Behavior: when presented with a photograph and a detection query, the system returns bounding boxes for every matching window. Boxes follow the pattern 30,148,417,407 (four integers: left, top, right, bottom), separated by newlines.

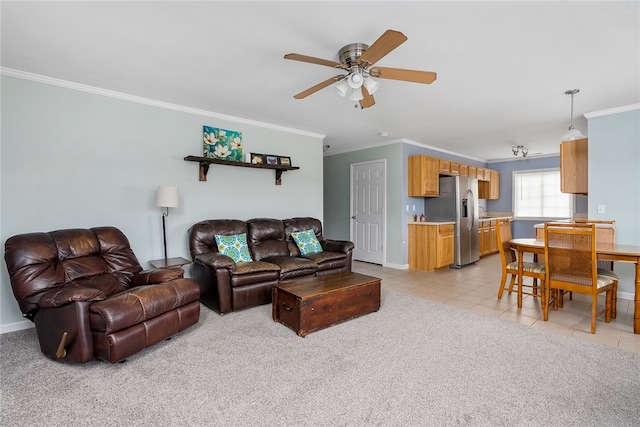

513,168,573,219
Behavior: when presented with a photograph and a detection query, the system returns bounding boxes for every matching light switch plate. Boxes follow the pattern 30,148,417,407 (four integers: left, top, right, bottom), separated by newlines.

597,204,606,214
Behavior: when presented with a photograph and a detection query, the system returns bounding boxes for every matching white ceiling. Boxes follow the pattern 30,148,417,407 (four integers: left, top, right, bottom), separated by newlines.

2,1,639,162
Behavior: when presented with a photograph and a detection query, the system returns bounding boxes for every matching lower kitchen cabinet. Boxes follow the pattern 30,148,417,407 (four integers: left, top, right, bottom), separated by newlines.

479,220,497,256
409,223,455,272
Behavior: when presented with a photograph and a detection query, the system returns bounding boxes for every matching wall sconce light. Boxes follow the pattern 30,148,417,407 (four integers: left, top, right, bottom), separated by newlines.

511,145,529,157
155,185,179,260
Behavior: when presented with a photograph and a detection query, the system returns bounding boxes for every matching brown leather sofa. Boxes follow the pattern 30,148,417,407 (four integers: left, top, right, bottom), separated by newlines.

189,217,354,314
4,226,201,364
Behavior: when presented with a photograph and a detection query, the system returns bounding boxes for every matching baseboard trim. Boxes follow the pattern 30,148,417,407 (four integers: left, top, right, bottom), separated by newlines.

382,262,408,270
618,291,633,301
0,319,34,335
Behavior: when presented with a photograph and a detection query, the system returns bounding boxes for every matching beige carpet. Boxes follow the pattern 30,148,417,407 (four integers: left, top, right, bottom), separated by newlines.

1,290,639,426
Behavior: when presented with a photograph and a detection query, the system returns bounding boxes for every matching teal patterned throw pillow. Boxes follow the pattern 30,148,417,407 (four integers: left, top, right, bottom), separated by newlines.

291,229,323,255
214,233,253,263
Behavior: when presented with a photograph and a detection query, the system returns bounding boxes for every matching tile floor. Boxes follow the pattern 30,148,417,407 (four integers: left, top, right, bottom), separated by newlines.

352,254,640,354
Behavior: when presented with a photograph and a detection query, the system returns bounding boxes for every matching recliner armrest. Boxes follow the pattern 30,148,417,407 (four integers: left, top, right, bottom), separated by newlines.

194,252,236,270
321,239,355,253
39,286,106,308
133,268,184,286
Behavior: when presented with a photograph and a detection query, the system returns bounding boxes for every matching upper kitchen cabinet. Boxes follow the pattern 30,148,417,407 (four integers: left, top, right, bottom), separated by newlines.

409,155,439,196
560,138,588,194
478,169,500,200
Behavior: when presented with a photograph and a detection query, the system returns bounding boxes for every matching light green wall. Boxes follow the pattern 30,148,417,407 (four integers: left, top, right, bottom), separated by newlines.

323,144,404,266
0,75,325,331
587,107,640,295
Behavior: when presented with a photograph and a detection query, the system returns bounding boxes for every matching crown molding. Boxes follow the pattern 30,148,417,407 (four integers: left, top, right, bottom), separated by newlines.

401,138,487,163
584,103,640,119
1,67,326,140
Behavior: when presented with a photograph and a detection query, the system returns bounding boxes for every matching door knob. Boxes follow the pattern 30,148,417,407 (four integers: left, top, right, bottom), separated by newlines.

351,216,356,219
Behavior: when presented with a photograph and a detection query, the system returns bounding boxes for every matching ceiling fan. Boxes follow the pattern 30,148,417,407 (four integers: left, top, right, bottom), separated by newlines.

284,29,437,109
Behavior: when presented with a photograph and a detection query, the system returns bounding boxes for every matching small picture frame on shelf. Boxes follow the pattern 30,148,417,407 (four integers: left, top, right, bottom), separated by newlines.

278,156,291,167
265,155,278,165
250,153,265,165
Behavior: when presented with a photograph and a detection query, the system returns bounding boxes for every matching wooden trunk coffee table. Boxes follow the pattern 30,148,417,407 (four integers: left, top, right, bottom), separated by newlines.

272,272,381,337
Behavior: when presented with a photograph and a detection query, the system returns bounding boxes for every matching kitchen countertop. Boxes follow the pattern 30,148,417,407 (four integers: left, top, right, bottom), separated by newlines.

533,221,614,228
408,221,455,226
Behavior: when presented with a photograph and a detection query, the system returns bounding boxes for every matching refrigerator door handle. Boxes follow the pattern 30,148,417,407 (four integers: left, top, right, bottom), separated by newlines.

466,189,475,231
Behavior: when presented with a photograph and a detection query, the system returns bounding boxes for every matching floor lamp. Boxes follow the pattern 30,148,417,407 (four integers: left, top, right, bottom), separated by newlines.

156,185,179,260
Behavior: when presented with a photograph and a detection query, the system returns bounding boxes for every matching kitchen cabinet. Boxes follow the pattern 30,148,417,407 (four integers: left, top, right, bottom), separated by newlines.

479,169,500,200
479,220,497,256
439,159,450,175
410,155,498,198
560,138,588,194
439,159,460,176
408,223,455,272
409,155,439,196
436,224,455,268
489,170,500,199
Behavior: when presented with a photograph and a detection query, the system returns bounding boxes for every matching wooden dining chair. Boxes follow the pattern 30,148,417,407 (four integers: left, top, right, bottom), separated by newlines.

543,223,617,333
572,219,618,317
496,218,546,307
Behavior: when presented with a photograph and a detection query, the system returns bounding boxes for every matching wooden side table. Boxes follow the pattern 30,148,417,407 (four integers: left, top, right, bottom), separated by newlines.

149,256,192,270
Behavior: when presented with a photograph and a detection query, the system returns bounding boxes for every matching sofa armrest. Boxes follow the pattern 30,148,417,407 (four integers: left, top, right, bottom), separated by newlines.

39,285,106,308
321,239,355,253
133,268,185,286
194,252,236,270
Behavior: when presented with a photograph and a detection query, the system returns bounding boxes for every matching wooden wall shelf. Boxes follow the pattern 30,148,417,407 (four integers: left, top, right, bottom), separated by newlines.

184,155,300,185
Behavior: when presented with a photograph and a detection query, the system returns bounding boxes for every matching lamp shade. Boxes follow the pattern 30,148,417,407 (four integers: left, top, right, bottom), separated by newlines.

335,79,349,97
347,72,364,89
561,127,586,141
363,76,380,95
349,87,364,101
156,185,179,208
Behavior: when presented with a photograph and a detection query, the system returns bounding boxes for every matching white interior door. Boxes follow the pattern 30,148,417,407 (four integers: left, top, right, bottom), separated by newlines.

351,160,385,265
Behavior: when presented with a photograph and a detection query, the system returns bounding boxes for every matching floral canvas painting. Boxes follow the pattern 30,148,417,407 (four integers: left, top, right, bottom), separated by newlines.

203,126,243,161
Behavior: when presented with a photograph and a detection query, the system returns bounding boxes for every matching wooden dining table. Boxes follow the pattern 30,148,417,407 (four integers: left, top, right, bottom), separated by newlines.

509,238,640,334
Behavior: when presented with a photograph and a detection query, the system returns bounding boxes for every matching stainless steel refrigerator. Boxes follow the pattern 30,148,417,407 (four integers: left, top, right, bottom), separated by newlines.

424,176,480,268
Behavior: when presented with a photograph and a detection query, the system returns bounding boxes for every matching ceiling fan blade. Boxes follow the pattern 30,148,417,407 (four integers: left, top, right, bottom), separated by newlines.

284,53,343,69
358,29,407,67
370,67,437,84
359,87,375,109
293,74,344,99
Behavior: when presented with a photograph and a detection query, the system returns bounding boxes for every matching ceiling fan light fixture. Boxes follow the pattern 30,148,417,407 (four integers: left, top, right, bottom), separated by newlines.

363,76,380,95
349,87,364,101
347,72,364,89
335,79,349,97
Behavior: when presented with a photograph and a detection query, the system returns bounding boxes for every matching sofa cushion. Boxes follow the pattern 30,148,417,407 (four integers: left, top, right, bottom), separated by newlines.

232,260,280,276
291,229,324,255
263,256,317,280
89,280,200,334
189,219,248,259
247,218,289,260
214,233,253,263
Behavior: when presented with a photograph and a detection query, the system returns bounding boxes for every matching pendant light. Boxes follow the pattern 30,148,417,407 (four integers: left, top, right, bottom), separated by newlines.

562,89,586,141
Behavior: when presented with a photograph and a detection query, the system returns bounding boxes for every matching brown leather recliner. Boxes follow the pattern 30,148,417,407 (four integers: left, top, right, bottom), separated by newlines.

4,226,201,364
